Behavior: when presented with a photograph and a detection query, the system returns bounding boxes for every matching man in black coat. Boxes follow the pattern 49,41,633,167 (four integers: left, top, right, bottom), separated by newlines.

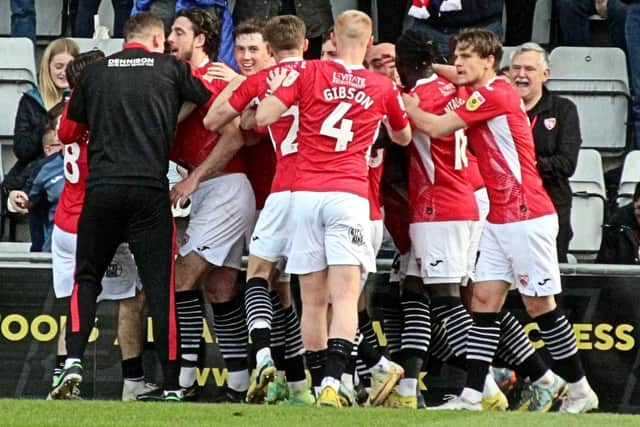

597,182,640,264
509,42,582,263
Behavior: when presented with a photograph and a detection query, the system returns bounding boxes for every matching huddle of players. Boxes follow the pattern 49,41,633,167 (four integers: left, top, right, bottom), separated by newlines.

48,7,598,412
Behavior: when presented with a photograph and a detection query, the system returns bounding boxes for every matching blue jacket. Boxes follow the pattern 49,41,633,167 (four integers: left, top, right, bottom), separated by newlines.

131,0,236,69
26,152,64,252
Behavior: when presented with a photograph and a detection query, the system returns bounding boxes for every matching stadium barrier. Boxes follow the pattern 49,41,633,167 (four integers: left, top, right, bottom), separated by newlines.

0,252,638,413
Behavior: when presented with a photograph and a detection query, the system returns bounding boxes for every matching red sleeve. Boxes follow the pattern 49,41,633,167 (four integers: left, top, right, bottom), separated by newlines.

58,100,88,144
383,83,409,131
203,78,227,109
454,86,506,127
229,73,265,112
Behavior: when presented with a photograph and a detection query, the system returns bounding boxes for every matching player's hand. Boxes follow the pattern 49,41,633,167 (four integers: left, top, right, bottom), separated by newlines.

205,62,239,82
8,190,29,214
169,174,199,207
266,67,290,93
401,93,420,114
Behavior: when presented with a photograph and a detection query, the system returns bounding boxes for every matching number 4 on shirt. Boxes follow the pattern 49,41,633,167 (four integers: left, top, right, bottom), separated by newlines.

321,102,354,151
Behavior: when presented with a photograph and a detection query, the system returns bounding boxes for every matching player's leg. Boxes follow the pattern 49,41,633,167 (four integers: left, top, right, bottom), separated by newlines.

127,187,180,400
205,266,250,402
514,215,597,413
53,186,125,400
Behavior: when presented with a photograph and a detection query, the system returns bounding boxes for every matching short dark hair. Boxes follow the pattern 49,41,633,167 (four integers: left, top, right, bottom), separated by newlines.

451,28,503,71
322,26,334,43
66,50,105,89
233,18,266,40
264,15,306,53
176,8,221,58
48,100,67,125
396,30,437,70
124,12,165,41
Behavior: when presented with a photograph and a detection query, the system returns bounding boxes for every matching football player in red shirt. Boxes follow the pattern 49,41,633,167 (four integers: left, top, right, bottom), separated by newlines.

166,9,255,402
203,15,313,405
403,28,597,413
256,10,411,407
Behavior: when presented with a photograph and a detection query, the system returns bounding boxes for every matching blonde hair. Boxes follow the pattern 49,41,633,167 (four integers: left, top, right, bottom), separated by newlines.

334,10,372,46
39,38,80,110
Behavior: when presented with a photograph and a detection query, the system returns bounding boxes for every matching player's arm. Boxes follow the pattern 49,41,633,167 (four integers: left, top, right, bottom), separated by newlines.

386,121,412,146
169,118,245,205
177,102,197,123
402,93,466,138
203,75,247,129
433,63,459,85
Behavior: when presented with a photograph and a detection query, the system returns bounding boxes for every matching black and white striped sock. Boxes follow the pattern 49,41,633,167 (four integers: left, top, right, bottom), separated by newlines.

535,308,584,382
176,289,203,388
466,312,500,392
400,290,431,355
431,300,473,358
495,310,535,367
283,304,306,383
270,292,287,370
212,297,249,363
245,278,272,356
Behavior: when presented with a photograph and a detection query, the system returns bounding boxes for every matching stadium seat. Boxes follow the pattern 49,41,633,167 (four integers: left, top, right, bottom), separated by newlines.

547,47,629,153
0,38,37,149
499,46,518,70
569,149,607,256
531,0,552,45
616,150,640,207
71,37,124,56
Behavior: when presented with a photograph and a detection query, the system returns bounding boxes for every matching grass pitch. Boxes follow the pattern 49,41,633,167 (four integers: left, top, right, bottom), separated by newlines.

1,400,639,427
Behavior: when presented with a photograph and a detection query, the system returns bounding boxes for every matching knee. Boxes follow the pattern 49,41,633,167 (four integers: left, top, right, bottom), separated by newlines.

523,296,557,319
205,280,237,303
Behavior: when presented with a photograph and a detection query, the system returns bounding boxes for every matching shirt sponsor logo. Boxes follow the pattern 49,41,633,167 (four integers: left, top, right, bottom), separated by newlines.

331,72,366,89
108,58,155,67
544,117,556,130
465,91,485,111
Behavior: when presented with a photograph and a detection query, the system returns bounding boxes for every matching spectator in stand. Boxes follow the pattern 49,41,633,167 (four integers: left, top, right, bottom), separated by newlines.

624,0,640,149
555,0,628,50
597,182,640,264
357,0,409,43
2,38,78,249
75,0,133,37
509,42,582,263
232,0,333,58
8,105,65,252
407,0,504,63
10,0,36,44
504,0,537,46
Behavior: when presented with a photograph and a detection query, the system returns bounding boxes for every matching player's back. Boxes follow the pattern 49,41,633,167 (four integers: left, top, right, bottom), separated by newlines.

286,59,406,199
54,132,90,234
409,75,477,222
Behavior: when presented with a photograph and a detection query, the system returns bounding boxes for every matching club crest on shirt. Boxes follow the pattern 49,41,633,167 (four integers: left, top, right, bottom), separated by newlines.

349,224,365,246
466,91,485,111
544,117,556,130
281,69,300,87
105,262,123,278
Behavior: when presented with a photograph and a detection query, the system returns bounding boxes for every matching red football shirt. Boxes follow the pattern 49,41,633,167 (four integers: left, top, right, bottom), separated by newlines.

454,77,555,223
170,61,245,173
272,59,409,199
408,75,478,223
229,58,304,193
368,147,385,221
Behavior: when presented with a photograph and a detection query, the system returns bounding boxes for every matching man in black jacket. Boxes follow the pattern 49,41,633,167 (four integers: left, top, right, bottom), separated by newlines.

50,12,212,402
597,182,640,264
509,42,582,263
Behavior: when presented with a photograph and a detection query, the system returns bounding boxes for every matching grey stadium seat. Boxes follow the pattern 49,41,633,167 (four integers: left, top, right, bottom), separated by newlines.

569,149,607,257
547,47,629,153
617,150,640,207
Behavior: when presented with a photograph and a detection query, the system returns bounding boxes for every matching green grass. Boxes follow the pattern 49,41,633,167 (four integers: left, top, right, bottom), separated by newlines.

1,400,639,427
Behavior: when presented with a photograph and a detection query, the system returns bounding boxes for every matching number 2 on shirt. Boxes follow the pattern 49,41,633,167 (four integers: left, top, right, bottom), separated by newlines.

320,102,354,151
